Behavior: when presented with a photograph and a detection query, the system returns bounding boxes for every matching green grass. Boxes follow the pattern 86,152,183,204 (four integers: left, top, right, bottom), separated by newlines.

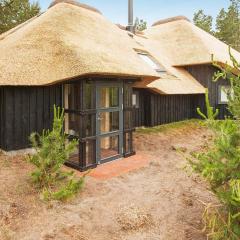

136,119,202,134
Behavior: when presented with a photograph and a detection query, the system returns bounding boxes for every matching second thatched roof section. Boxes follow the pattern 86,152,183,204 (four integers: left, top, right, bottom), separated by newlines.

147,17,240,67
0,2,158,86
133,34,206,94
132,16,240,95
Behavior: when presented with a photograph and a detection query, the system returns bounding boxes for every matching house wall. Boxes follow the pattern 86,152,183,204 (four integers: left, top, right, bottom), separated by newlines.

132,65,231,128
185,64,230,119
0,86,62,151
148,94,203,127
132,89,149,127
133,89,205,127
0,87,4,148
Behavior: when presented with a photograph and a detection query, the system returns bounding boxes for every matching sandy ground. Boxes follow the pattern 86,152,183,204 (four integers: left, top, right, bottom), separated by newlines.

0,122,217,240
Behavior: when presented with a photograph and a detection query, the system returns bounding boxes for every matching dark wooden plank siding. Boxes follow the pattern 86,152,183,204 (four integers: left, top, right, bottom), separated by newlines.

0,88,4,148
0,85,62,151
133,89,148,127
133,65,230,128
148,94,197,127
133,88,205,127
185,64,230,119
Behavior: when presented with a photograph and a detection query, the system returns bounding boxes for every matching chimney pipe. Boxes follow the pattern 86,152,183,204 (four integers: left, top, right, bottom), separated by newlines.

127,0,134,33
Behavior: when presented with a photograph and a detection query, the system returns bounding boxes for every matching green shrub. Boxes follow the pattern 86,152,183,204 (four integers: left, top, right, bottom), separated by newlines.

197,89,219,122
190,119,240,189
28,105,85,201
202,203,240,240
190,49,240,239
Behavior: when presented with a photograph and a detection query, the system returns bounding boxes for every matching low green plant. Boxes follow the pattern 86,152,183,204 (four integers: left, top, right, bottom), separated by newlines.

190,119,240,189
213,50,240,120
197,89,219,121
136,119,201,134
202,203,240,240
28,105,85,201
189,49,240,239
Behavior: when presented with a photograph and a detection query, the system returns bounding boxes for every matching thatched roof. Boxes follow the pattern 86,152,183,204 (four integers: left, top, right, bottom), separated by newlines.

49,0,102,14
133,35,206,94
132,16,240,94
152,16,190,27
145,17,240,67
0,1,158,86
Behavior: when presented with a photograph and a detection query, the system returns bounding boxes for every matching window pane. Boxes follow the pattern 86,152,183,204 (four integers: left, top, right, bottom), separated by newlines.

65,113,81,136
86,140,96,166
220,86,230,103
100,135,119,160
100,87,119,108
124,111,132,130
100,111,119,133
84,83,95,109
132,94,137,106
132,91,139,108
138,53,159,70
64,83,81,110
84,114,96,137
124,85,132,107
67,140,79,165
137,53,166,72
124,132,133,154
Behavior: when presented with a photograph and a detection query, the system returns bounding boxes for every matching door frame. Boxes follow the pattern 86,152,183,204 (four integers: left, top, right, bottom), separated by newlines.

95,81,124,164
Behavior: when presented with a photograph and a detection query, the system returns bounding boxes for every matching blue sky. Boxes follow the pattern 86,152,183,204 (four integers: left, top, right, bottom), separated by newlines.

35,0,230,26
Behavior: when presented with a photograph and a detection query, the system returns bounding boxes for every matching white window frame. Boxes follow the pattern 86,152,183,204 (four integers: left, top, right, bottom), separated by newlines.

218,85,232,104
132,91,139,108
137,52,166,73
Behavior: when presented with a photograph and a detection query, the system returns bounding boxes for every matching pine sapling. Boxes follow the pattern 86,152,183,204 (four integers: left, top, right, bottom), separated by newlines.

28,105,85,201
197,89,219,121
189,49,240,239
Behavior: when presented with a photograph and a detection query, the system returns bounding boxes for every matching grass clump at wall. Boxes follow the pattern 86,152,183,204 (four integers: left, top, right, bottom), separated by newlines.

136,119,202,134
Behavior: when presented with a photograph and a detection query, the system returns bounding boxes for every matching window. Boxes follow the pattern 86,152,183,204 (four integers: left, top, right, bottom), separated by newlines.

132,91,139,108
100,87,119,108
64,83,81,110
65,113,81,136
137,53,166,73
219,85,232,104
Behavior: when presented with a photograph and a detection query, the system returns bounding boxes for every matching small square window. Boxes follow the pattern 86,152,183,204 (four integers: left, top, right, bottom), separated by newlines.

219,85,231,104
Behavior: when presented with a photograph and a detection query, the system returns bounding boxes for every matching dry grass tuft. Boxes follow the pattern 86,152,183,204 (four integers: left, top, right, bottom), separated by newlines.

0,226,14,240
116,204,154,231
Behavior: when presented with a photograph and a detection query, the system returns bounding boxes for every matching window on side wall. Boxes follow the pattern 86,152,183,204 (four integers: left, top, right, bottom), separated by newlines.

132,91,139,108
218,85,232,104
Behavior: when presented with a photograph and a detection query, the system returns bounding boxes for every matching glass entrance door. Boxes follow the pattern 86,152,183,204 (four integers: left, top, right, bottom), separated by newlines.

96,83,123,164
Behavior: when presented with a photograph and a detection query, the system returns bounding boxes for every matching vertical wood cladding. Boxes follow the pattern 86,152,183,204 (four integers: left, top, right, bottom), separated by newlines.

185,64,230,119
148,94,196,126
133,89,204,127
133,89,149,127
0,88,4,148
0,86,62,151
133,65,231,128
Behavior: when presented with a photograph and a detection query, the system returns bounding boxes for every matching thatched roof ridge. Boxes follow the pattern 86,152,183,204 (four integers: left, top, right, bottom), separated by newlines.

49,0,102,14
116,23,126,30
0,2,158,86
0,14,42,41
146,18,240,67
152,16,190,27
